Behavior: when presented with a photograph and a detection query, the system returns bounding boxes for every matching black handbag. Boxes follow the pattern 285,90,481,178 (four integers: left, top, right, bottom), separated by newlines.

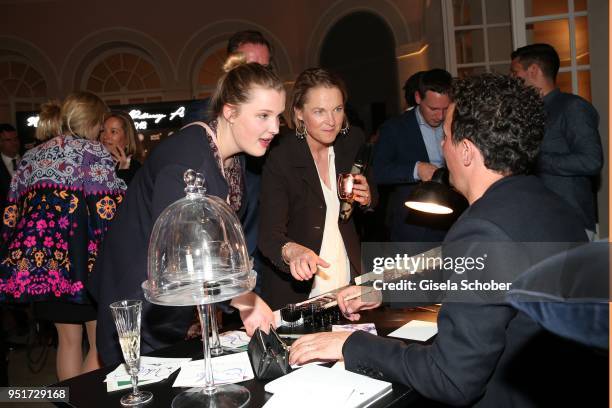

247,326,292,380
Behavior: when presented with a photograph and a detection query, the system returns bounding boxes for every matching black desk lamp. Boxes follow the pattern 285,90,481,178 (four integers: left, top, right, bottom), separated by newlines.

404,167,460,214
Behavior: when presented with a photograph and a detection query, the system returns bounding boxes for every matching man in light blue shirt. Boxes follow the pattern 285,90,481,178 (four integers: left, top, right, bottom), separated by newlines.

412,102,446,180
373,69,452,243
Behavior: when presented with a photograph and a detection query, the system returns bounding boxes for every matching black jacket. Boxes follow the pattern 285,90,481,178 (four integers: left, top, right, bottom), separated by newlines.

537,88,603,231
115,158,142,186
258,128,375,310
342,176,605,407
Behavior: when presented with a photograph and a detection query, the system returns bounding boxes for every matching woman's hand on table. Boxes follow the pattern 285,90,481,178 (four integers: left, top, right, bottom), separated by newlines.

337,285,382,321
351,174,371,207
282,242,330,281
230,292,275,336
289,332,351,365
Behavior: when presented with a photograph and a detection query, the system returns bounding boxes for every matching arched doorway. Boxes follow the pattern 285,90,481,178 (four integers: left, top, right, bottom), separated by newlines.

320,11,398,135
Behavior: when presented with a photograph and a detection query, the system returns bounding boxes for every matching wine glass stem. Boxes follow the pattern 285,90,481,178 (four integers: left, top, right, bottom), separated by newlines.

197,304,216,394
130,365,139,395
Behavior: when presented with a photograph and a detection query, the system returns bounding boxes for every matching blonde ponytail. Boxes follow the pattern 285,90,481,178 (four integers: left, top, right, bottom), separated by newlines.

36,99,62,141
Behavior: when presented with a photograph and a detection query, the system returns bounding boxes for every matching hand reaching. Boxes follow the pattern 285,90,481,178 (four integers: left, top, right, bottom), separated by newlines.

230,292,276,336
337,285,382,321
282,242,330,281
416,162,438,182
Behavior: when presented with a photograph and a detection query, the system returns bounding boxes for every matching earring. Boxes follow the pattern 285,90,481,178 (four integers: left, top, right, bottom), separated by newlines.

339,119,350,136
296,121,307,140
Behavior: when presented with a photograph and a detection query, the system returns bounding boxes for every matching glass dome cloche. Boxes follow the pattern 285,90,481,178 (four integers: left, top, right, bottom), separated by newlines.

142,169,256,306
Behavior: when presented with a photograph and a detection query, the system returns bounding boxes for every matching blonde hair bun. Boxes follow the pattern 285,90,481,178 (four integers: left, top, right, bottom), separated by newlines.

222,53,248,72
36,99,62,141
209,53,283,119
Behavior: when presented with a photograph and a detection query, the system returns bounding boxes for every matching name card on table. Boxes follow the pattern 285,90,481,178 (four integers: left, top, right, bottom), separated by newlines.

387,320,438,342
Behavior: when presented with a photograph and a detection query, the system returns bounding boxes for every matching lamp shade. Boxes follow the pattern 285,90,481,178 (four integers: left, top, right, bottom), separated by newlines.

405,167,461,214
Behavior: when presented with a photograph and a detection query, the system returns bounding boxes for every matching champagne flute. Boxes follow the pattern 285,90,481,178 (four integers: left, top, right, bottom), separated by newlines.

110,300,153,406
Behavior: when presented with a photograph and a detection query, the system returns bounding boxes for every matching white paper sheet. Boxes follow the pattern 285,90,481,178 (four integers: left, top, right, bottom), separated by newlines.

263,384,355,408
291,360,325,369
105,356,191,392
387,320,438,342
217,330,250,349
172,352,254,388
265,364,391,408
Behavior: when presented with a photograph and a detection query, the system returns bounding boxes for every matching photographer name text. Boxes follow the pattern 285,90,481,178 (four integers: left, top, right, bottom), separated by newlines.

373,279,512,291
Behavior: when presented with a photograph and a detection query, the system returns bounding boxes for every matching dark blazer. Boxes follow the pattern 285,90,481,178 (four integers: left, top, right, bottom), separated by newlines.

89,124,247,366
343,176,605,407
537,88,603,231
258,128,375,310
373,109,449,243
115,157,142,186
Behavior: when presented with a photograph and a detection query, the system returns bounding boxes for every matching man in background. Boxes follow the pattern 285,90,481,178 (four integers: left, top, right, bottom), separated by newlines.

185,30,271,122
511,43,603,239
372,69,452,243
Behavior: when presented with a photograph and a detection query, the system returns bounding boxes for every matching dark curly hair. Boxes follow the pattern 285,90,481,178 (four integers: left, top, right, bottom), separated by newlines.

450,73,545,176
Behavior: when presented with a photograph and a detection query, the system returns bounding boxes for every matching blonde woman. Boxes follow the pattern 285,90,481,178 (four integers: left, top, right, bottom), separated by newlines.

0,92,126,380
99,110,141,184
90,55,284,366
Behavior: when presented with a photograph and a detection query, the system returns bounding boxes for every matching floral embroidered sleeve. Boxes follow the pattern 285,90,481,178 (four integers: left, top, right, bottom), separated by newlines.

79,141,127,273
1,151,31,246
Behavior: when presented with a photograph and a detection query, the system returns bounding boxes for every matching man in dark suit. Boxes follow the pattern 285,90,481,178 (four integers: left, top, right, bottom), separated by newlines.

373,69,452,243
290,74,605,407
511,43,603,239
0,124,21,213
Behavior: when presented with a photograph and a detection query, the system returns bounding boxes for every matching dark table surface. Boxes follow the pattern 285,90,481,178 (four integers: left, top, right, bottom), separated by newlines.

52,306,442,408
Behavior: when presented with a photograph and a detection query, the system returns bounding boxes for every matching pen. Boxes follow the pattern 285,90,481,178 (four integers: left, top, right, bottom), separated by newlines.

323,287,376,309
415,306,438,313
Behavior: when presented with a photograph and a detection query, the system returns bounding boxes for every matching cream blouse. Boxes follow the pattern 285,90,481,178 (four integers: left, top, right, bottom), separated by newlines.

309,146,351,298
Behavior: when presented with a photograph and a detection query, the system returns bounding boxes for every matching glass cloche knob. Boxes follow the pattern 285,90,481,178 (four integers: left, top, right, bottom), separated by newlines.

142,170,256,306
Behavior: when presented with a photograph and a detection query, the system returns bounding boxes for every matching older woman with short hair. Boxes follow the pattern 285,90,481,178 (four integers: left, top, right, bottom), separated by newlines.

258,67,376,310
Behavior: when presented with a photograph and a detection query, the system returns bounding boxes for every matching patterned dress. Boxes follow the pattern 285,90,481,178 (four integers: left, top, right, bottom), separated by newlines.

0,135,126,308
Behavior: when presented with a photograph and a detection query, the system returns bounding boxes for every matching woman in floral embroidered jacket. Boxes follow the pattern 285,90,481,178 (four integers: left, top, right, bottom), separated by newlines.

0,93,126,380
